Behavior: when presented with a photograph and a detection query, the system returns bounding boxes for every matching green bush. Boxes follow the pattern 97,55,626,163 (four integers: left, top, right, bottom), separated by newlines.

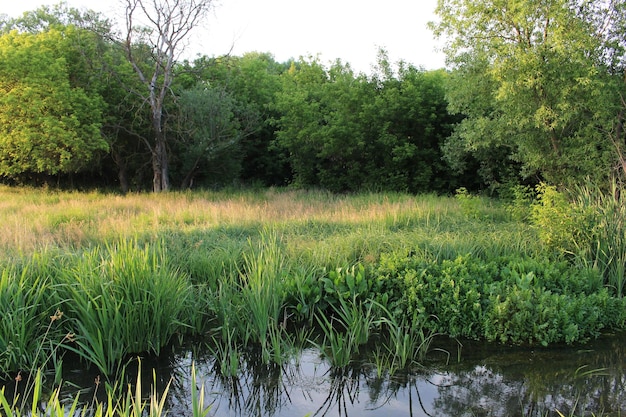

370,251,625,345
484,286,626,346
530,183,597,257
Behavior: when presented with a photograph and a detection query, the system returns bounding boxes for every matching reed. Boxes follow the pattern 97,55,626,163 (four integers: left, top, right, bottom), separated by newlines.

0,265,50,378
190,362,211,417
54,240,192,376
313,313,357,368
207,328,241,377
0,360,213,417
237,231,289,363
572,180,626,297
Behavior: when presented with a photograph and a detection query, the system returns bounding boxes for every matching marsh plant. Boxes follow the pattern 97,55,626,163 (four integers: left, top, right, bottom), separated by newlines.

0,264,52,378
0,361,211,417
313,296,381,368
573,180,626,297
2,186,626,394
237,231,290,363
531,180,626,297
54,240,192,376
380,314,435,373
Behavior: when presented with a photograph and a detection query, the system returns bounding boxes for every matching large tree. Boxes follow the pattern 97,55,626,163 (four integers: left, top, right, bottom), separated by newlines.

432,0,626,187
0,28,107,180
122,0,214,192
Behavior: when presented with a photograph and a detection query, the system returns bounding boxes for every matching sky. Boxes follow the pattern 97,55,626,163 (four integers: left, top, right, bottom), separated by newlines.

1,0,446,74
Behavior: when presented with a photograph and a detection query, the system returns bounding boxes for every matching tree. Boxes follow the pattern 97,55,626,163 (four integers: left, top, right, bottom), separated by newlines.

0,29,107,180
175,84,259,188
432,0,626,187
273,54,457,193
122,0,214,192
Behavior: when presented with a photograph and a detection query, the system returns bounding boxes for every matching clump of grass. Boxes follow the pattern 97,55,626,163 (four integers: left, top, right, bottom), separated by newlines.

0,252,67,379
238,231,288,363
54,239,193,376
207,328,241,378
379,314,436,373
312,296,379,368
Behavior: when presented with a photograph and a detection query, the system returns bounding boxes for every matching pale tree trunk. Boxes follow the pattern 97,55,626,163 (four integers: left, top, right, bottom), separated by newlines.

123,0,213,192
152,114,170,192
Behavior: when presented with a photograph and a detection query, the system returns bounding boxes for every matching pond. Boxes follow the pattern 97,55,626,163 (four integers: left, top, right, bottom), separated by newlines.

38,332,626,417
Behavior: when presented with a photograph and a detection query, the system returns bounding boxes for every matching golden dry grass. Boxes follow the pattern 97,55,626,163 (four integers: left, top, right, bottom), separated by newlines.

0,186,460,256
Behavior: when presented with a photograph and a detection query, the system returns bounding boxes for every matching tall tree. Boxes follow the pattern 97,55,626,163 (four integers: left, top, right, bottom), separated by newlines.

122,0,214,192
175,83,260,188
0,28,107,180
432,0,626,187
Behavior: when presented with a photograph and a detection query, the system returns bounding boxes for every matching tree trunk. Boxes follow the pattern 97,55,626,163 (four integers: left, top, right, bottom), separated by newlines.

151,108,170,191
111,149,129,193
152,138,170,192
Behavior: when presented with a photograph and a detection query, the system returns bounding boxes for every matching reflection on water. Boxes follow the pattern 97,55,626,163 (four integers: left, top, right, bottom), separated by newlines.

7,333,626,416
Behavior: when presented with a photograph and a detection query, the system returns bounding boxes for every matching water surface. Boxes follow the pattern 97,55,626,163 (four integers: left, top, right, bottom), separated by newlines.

6,333,625,416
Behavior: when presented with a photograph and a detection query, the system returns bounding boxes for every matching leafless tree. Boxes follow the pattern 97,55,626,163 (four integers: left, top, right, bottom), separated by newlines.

122,0,213,191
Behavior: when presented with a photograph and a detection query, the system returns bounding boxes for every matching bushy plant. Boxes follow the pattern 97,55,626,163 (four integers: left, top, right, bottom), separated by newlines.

370,251,625,345
530,183,597,257
484,286,626,346
504,184,535,221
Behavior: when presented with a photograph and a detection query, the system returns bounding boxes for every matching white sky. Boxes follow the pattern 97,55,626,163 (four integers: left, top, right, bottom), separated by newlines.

1,0,446,74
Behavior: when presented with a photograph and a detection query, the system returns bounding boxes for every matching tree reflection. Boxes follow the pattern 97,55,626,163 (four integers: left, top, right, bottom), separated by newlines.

44,333,626,417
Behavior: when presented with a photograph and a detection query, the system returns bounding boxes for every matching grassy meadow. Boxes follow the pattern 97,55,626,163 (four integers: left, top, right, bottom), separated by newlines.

1,184,625,415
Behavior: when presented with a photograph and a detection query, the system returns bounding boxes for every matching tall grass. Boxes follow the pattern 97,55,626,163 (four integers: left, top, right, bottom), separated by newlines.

0,185,545,379
0,253,64,378
238,231,288,358
54,240,192,376
572,181,626,297
0,186,537,260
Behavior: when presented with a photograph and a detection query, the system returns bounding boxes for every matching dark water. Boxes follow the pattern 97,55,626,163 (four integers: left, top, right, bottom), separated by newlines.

7,333,626,416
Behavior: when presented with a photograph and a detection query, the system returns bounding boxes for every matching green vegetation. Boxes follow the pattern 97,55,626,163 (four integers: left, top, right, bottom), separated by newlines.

0,361,211,417
0,1,625,414
0,185,625,385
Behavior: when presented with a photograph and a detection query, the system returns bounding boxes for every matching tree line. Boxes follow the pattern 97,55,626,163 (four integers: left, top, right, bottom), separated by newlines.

0,0,624,194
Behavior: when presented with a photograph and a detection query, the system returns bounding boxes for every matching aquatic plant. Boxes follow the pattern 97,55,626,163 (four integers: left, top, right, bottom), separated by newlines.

55,240,192,376
238,231,288,363
312,296,379,368
0,262,52,378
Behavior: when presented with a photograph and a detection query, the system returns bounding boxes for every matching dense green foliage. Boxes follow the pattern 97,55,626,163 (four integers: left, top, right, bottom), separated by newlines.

374,253,624,345
432,0,626,187
1,1,624,192
0,28,107,179
273,55,457,192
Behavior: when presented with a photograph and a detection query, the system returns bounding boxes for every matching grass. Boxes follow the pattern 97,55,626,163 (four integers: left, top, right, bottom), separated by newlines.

52,240,192,376
0,186,532,258
0,361,211,417
2,183,622,410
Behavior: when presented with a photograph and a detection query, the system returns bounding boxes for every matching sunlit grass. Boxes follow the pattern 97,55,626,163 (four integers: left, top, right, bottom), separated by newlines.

0,186,535,259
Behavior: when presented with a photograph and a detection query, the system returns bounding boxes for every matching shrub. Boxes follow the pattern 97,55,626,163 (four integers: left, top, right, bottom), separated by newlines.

370,251,625,345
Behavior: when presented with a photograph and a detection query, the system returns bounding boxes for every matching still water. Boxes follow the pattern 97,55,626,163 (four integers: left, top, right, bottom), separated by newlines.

52,332,626,417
